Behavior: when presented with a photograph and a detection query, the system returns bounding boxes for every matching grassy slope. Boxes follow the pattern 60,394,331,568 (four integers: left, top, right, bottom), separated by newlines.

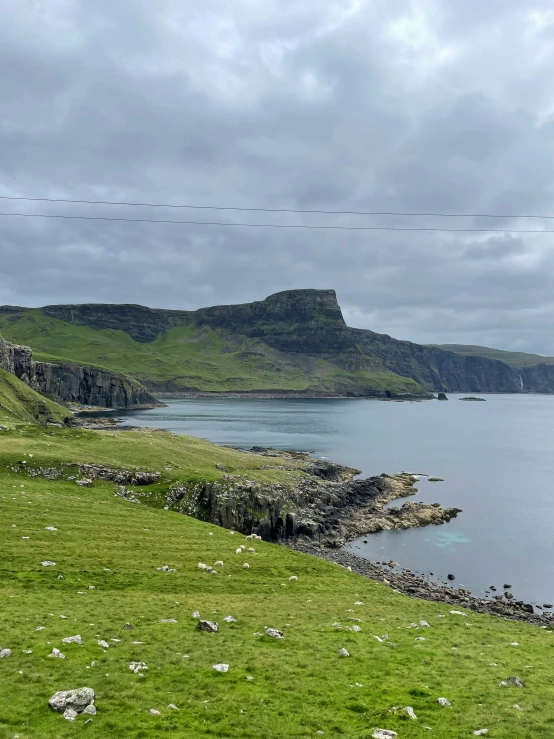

0,312,426,396
0,369,71,425
432,344,554,369
1,427,554,738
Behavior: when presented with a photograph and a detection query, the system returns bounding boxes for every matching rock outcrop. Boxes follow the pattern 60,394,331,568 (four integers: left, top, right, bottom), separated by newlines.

165,457,460,546
0,335,158,408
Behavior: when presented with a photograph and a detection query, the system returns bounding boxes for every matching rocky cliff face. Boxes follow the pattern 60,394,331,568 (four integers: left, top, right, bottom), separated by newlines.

3,289,554,394
0,335,158,408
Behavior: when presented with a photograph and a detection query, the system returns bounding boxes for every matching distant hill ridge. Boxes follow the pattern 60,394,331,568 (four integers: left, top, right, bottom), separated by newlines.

2,288,554,395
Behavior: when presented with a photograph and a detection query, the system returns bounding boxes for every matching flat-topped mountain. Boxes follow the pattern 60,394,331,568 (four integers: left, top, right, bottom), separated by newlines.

2,289,553,397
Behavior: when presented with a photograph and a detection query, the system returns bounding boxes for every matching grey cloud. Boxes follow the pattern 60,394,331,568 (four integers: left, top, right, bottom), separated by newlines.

2,0,554,355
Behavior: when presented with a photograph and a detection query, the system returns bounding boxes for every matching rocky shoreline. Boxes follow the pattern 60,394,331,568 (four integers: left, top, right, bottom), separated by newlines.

289,544,554,627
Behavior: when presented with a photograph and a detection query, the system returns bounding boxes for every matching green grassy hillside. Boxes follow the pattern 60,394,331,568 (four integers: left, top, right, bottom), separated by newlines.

0,311,427,397
432,344,554,369
1,424,553,737
0,369,72,425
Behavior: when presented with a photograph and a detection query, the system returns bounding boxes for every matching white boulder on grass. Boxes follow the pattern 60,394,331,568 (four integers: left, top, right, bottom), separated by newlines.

62,635,82,645
372,730,397,739
49,687,95,714
41,561,56,567
212,663,229,672
338,648,350,657
48,648,66,659
129,661,148,673
437,697,451,707
0,648,12,658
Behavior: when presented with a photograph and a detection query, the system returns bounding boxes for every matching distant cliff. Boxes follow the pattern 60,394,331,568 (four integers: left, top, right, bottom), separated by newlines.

1,289,554,395
0,335,159,408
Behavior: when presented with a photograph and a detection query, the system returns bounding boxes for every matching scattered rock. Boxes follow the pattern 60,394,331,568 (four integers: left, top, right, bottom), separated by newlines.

447,574,455,581
192,611,201,619
48,648,66,659
76,479,93,487
159,619,177,624
149,708,161,715
404,706,417,719
63,708,78,721
214,561,224,567
83,704,96,715
212,663,229,672
197,620,218,633
123,623,133,630
62,635,82,645
41,561,56,567
500,677,525,688
372,730,397,739
45,526,58,531
0,648,12,658
168,703,179,710
129,661,148,673
289,575,298,581
338,648,350,657
223,616,236,623
504,584,512,589
437,697,451,707
437,393,448,401
265,628,284,639
243,563,250,570
473,731,488,736
97,640,110,648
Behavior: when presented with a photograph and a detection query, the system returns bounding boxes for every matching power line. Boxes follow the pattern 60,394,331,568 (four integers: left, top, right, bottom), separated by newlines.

1,210,553,233
1,194,554,220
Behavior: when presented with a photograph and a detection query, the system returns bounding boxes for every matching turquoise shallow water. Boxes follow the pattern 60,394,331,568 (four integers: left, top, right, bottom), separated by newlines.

117,395,554,605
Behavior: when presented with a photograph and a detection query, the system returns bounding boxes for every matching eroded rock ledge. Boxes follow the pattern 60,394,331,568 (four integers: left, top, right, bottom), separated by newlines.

166,450,461,546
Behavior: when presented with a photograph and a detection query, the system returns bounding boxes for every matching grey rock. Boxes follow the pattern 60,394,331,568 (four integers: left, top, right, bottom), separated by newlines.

404,706,417,719
129,661,148,673
338,648,349,657
223,615,237,623
500,676,525,688
82,704,97,715
123,623,133,630
197,620,218,633
48,648,66,659
265,628,284,639
372,731,397,739
0,648,12,658
437,697,451,707
62,635,82,645
159,619,177,624
49,687,95,713
212,663,229,672
149,708,161,715
76,479,93,487
168,704,179,710
473,731,488,736
63,708,78,721
97,640,110,648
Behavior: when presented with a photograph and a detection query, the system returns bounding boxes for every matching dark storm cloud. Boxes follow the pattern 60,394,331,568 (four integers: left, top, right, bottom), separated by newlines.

2,0,554,353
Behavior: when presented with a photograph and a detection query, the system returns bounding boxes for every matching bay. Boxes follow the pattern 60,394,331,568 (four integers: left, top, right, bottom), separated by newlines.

117,395,554,606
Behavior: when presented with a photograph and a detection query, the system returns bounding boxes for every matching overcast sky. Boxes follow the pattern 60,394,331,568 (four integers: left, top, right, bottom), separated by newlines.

2,1,554,353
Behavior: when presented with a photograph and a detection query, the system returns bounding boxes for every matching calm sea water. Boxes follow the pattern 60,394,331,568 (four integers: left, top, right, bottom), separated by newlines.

117,395,554,606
